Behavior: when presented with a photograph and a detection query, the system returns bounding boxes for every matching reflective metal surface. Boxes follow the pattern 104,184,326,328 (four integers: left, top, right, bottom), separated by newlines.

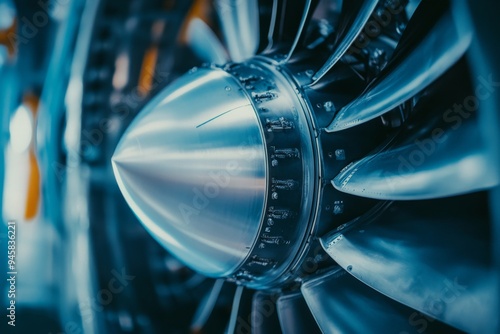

215,0,259,62
112,67,267,277
264,0,320,55
223,286,255,333
187,18,229,65
4,0,500,333
310,0,379,85
263,0,279,51
276,291,322,334
281,0,314,63
332,107,499,200
226,285,246,333
327,5,472,131
321,194,498,333
190,279,225,332
302,267,460,333
221,60,321,288
112,57,322,288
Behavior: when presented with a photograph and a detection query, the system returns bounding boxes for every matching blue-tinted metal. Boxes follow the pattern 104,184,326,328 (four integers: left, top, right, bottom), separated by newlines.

326,6,472,131
112,67,268,277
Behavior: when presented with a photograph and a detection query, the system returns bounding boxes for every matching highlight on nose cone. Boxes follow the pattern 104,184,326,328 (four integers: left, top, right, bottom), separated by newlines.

111,67,267,277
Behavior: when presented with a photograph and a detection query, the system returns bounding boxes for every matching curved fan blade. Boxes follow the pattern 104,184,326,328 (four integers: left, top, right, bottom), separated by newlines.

310,0,379,85
302,267,462,333
332,105,499,200
264,0,318,55
326,2,472,132
321,193,498,333
186,18,229,65
388,0,450,63
251,291,282,334
190,279,225,332
226,286,254,334
280,0,318,63
277,291,321,334
215,0,259,62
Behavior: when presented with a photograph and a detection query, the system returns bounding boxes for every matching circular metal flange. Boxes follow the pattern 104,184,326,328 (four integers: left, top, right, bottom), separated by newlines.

223,59,321,289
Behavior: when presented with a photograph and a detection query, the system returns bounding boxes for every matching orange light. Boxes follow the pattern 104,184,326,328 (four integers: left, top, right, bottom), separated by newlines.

138,45,159,96
178,0,213,44
22,93,41,221
24,149,41,220
0,18,18,58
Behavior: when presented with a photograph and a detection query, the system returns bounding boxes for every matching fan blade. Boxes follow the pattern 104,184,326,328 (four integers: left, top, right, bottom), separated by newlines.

326,3,472,131
388,0,450,64
226,286,254,334
186,18,229,65
190,279,225,332
280,0,317,63
276,291,321,334
321,194,498,333
302,267,462,333
332,109,499,200
251,291,282,334
215,0,259,62
264,0,318,55
310,0,379,85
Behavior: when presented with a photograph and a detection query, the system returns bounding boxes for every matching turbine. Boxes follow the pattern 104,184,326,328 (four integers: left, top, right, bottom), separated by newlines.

112,0,499,332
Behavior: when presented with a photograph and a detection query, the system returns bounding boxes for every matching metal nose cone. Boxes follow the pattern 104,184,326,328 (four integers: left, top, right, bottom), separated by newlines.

112,68,267,277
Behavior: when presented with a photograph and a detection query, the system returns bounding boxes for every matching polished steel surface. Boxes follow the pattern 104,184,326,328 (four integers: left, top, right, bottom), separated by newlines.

215,0,259,62
310,0,379,85
112,67,267,277
263,0,278,51
332,113,499,200
187,18,229,65
326,7,472,131
276,291,322,334
222,60,320,288
4,0,500,332
321,195,498,333
302,267,459,333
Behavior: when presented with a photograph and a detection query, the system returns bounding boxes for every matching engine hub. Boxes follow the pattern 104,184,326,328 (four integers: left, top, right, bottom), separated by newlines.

112,58,321,288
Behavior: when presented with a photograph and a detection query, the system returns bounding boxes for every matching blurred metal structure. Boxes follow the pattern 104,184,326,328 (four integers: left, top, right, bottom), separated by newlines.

1,0,499,333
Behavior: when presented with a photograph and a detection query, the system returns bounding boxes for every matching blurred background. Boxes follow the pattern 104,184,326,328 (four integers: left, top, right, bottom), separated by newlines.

0,0,499,333
0,0,238,332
